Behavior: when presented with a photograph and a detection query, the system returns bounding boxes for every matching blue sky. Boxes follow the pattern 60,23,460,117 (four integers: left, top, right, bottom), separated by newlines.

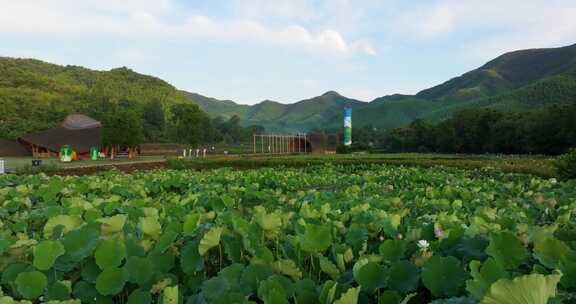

1,0,575,104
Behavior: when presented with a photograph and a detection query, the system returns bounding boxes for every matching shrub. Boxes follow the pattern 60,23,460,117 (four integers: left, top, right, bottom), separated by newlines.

555,149,576,179
336,145,353,154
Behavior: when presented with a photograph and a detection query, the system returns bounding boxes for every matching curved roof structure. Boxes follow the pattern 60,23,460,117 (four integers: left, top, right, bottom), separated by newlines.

61,114,102,130
18,114,102,153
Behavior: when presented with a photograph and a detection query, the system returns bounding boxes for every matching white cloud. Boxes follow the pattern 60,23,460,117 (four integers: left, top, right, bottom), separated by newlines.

394,0,576,58
0,0,376,57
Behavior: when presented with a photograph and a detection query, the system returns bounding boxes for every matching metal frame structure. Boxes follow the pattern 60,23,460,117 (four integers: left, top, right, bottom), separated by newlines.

253,133,308,154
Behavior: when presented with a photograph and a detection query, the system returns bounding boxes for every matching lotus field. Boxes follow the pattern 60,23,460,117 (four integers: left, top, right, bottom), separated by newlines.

0,165,575,304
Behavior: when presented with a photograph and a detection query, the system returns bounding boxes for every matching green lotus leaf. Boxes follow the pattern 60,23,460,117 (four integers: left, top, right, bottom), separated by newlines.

455,236,489,261
299,224,332,253
125,236,146,257
1,263,33,285
240,264,273,295
163,286,178,304
154,230,178,253
139,216,162,239
388,261,419,294
124,256,154,285
182,212,201,236
533,236,573,269
15,271,48,300
33,240,65,270
319,280,338,304
0,236,12,255
255,209,282,231
354,262,388,292
95,267,127,296
81,259,101,283
352,258,369,280
201,264,244,300
293,279,318,304
560,258,576,289
44,215,83,237
46,281,71,301
485,232,527,270
258,277,289,304
127,289,151,304
72,281,100,304
481,273,562,304
148,248,175,273
319,255,340,277
181,241,205,274
379,239,406,263
422,255,468,297
466,258,508,300
271,259,302,280
94,239,126,270
333,286,360,304
61,222,100,261
430,296,477,304
346,225,368,254
380,290,401,304
198,226,223,256
96,214,127,234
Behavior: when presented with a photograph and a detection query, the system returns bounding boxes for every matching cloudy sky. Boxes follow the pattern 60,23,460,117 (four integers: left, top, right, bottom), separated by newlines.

1,0,575,104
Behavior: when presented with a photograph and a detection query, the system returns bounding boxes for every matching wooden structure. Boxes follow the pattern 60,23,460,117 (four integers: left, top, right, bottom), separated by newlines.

18,114,102,158
252,132,337,154
253,133,309,154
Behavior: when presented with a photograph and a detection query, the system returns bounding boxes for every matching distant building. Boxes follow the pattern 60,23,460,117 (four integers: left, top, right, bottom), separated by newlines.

18,114,102,158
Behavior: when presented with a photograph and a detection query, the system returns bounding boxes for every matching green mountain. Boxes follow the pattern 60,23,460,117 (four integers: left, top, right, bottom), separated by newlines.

185,43,576,132
2,43,576,139
417,43,576,101
0,57,192,139
183,90,365,132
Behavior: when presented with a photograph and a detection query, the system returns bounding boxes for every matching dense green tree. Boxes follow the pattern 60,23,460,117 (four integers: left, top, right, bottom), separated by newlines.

101,102,144,148
143,100,166,142
170,104,209,147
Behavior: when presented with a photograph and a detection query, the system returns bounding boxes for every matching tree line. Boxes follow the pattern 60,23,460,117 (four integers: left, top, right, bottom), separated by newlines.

347,104,575,155
90,99,263,148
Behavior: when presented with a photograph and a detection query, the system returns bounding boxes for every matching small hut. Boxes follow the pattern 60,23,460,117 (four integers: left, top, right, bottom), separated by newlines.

18,114,102,158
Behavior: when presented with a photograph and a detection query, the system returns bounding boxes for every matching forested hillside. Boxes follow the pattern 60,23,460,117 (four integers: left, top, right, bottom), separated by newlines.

2,43,576,142
0,57,257,146
0,57,187,139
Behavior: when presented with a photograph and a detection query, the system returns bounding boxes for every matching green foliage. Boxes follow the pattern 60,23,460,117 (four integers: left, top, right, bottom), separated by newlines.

555,149,576,179
383,104,576,155
95,267,127,295
33,240,65,270
0,164,575,302
422,256,468,297
354,262,388,292
198,226,223,256
298,224,332,253
485,232,527,270
94,239,126,269
15,271,48,299
481,273,562,304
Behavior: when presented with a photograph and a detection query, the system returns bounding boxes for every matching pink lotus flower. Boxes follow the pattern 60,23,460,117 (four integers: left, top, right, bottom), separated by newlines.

434,223,443,239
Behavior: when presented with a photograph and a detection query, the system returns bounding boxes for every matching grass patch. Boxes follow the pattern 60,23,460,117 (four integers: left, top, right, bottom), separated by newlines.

167,153,557,178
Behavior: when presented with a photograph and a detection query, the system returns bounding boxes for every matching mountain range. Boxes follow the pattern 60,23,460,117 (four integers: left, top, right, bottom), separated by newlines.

183,43,576,132
1,43,575,139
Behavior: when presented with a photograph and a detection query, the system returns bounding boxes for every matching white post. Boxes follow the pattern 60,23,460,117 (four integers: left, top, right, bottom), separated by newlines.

203,148,207,158
183,149,187,158
0,159,4,174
